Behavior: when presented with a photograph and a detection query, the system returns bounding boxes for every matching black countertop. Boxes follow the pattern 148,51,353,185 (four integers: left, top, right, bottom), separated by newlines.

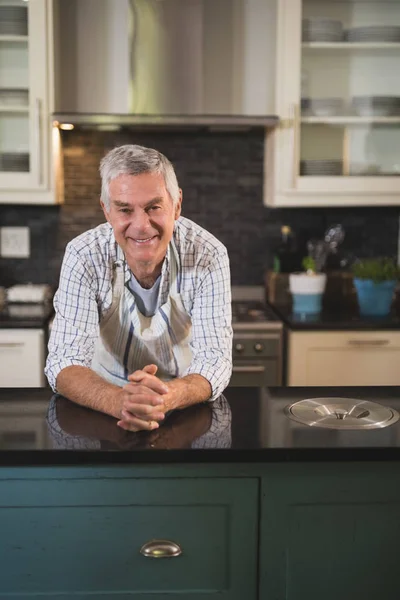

0,303,54,328
269,302,400,330
2,386,400,465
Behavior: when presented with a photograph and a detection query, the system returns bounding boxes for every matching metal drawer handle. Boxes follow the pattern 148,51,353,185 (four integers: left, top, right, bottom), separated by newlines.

140,539,182,558
0,342,24,348
232,366,265,373
347,340,390,346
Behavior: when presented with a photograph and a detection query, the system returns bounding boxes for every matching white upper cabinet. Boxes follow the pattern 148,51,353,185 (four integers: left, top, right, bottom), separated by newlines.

265,0,400,207
0,0,59,204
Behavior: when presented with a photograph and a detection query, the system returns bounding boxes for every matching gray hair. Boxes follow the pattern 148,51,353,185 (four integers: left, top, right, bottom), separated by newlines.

99,144,180,211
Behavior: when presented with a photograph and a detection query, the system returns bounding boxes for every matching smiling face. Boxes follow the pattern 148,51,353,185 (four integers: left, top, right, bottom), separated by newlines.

101,172,182,282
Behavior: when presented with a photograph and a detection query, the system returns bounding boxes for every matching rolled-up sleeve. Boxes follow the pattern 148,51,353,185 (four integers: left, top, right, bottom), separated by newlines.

45,245,100,391
185,247,233,400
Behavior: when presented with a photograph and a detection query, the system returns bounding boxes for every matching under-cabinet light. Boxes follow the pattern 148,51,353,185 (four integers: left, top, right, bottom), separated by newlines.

59,123,74,130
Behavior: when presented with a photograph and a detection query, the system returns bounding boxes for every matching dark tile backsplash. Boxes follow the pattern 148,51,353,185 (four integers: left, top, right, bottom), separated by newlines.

0,129,399,288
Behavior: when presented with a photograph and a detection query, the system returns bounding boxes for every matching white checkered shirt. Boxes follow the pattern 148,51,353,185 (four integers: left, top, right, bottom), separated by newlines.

45,216,233,400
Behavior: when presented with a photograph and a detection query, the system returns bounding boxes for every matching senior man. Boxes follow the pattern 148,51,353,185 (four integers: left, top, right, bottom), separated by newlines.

45,144,232,432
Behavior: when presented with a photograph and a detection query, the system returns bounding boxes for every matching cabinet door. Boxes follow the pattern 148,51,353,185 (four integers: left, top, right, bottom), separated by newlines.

266,0,400,207
0,477,258,599
288,330,400,386
0,0,56,204
260,463,400,600
0,328,45,386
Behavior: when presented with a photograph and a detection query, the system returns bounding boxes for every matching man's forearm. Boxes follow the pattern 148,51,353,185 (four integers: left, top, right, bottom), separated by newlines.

165,374,212,411
56,366,122,419
56,368,212,421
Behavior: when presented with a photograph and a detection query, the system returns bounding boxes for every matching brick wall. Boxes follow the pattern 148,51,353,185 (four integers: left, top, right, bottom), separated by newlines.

0,128,399,288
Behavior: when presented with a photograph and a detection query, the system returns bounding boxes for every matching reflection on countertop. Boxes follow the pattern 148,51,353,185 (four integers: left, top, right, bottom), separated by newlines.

2,386,400,464
47,394,232,451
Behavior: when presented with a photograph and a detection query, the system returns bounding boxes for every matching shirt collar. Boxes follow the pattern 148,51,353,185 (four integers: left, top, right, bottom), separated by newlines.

115,239,171,288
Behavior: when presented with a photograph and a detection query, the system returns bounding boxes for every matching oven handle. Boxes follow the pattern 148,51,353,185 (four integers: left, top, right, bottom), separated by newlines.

232,366,265,373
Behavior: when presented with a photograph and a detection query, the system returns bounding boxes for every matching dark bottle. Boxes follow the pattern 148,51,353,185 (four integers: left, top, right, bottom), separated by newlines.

273,225,299,273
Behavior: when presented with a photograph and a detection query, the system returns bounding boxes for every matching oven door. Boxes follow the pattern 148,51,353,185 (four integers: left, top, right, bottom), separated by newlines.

231,358,281,387
230,332,282,387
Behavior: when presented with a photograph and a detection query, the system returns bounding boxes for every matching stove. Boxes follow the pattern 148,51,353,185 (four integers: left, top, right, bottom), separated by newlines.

230,300,283,387
232,300,283,329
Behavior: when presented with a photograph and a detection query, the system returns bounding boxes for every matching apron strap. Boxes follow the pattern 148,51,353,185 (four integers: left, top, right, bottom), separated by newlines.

169,238,181,295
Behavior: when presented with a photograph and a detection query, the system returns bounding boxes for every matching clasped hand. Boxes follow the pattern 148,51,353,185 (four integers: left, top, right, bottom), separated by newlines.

117,364,170,432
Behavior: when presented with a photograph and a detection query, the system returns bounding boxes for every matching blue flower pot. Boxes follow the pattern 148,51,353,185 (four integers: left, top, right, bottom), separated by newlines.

353,278,396,317
292,293,323,315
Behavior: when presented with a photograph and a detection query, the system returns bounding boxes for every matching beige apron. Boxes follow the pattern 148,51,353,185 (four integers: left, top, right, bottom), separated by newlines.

91,241,192,385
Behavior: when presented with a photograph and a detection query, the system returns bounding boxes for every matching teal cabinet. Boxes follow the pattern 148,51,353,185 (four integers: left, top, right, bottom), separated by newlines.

260,464,400,600
0,475,258,599
2,462,400,600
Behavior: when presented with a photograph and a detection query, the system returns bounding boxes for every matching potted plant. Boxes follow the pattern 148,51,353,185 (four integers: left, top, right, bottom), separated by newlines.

352,257,400,317
289,256,327,314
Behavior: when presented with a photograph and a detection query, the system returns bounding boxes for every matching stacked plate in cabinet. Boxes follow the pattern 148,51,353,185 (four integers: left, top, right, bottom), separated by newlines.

300,160,343,176
351,96,400,116
302,97,344,117
0,153,29,172
346,26,400,42
349,163,382,176
302,18,343,42
0,5,28,36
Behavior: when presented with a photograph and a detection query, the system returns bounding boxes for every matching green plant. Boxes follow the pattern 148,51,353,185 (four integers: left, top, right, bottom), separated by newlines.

351,257,400,283
302,256,316,273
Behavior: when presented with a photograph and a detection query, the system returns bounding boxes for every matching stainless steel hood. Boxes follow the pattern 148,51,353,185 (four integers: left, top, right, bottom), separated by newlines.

53,0,279,130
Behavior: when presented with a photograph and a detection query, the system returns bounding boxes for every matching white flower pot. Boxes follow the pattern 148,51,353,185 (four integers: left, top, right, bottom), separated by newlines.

289,272,327,314
289,272,327,294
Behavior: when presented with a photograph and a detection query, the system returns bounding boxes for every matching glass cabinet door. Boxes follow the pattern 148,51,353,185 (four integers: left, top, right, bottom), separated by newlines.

0,0,48,190
300,0,400,186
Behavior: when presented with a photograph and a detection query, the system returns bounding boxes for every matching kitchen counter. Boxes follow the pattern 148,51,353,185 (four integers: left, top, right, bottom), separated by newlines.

269,301,400,330
3,385,400,599
2,385,400,465
0,302,54,328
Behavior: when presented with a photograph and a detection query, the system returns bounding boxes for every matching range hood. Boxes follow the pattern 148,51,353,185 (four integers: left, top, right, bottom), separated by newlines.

53,0,279,130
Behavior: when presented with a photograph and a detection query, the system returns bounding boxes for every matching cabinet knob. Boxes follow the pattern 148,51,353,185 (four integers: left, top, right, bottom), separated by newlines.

140,539,182,558
254,343,264,353
234,343,245,353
